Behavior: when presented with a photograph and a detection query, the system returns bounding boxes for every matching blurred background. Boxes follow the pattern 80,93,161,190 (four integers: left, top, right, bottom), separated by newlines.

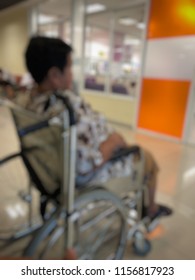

0,0,195,259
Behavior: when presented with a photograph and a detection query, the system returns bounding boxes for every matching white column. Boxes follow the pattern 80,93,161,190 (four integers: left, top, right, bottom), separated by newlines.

106,15,115,94
28,6,39,36
71,0,85,93
59,21,65,39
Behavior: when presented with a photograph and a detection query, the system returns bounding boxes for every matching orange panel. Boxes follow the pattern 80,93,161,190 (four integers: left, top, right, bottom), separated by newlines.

148,0,195,38
138,79,190,138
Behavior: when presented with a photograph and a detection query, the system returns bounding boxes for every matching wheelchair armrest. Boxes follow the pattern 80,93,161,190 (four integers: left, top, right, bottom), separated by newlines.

109,146,140,162
76,146,140,189
0,152,21,165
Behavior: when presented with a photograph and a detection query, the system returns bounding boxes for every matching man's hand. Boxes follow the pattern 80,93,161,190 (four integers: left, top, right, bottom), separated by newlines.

99,132,127,163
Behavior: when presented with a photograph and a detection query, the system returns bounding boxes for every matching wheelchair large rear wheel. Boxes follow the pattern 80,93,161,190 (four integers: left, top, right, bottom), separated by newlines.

24,188,127,260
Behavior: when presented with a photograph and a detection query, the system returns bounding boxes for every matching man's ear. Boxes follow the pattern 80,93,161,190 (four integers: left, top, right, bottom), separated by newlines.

47,67,62,81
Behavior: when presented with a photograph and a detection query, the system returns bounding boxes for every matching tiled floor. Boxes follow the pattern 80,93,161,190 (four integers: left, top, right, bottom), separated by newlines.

0,105,195,259
115,125,195,260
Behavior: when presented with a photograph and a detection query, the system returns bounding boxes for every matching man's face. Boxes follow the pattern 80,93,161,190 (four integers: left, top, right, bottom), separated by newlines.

48,54,73,91
61,54,73,90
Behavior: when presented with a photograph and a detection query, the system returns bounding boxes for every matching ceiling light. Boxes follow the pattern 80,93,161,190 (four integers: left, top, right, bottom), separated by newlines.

137,22,146,29
86,3,106,14
38,14,56,24
119,17,136,26
122,64,132,71
124,38,140,45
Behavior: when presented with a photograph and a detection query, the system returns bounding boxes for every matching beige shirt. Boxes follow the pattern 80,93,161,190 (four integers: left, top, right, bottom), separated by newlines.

14,89,133,188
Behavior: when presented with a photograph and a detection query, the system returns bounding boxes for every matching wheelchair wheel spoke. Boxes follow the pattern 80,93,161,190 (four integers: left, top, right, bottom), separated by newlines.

40,227,64,259
25,189,127,260
80,205,116,232
76,207,124,259
87,219,114,255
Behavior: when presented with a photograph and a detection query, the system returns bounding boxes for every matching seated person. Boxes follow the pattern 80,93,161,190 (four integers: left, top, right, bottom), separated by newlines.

15,36,171,220
0,68,16,99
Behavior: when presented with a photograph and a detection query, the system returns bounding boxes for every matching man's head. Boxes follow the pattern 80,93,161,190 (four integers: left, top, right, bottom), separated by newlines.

25,36,73,91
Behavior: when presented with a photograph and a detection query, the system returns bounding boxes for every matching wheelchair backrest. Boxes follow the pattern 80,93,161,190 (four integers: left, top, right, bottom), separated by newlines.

8,101,63,196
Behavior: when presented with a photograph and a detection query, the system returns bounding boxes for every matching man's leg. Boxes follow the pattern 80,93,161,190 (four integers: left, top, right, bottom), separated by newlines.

143,149,159,216
142,149,172,218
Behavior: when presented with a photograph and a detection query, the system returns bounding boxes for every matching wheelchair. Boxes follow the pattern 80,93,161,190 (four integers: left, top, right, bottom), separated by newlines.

0,96,159,259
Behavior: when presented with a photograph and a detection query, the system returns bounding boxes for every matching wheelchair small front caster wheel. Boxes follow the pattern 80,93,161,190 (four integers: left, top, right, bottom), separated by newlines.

132,231,151,256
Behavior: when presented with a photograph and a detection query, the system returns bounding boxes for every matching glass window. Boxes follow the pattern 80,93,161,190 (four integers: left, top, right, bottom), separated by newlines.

38,21,59,37
36,0,71,42
84,26,110,92
110,5,145,97
84,0,146,98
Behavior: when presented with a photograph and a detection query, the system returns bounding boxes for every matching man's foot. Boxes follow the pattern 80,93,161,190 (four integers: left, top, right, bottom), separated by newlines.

149,204,173,221
64,248,77,260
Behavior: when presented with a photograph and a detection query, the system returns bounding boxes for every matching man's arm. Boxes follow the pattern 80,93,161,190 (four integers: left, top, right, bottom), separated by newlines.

99,132,127,163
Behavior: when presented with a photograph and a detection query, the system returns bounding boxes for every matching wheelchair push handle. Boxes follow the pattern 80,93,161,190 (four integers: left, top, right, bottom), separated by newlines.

18,120,49,137
18,94,77,137
54,92,77,126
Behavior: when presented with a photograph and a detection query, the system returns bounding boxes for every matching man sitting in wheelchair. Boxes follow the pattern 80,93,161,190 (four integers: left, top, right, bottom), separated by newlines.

14,36,172,221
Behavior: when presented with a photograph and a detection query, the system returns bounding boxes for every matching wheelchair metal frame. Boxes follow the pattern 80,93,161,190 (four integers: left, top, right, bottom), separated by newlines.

0,97,157,259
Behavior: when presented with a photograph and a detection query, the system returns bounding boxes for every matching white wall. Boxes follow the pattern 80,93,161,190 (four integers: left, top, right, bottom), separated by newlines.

144,36,195,80
0,6,29,75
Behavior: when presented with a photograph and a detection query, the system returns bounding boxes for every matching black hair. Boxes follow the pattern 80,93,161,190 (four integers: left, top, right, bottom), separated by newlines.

25,36,72,84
